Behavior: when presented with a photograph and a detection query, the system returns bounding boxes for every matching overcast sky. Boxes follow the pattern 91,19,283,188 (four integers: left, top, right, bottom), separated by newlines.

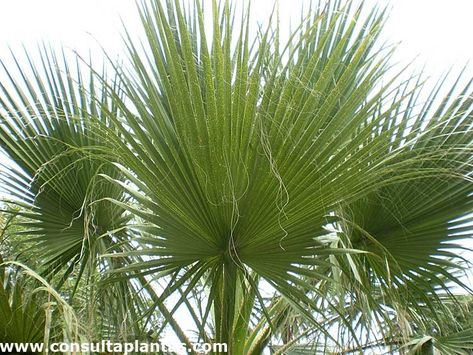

0,0,472,77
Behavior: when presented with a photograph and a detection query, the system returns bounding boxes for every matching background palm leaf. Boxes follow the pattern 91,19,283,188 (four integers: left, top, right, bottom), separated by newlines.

0,47,129,283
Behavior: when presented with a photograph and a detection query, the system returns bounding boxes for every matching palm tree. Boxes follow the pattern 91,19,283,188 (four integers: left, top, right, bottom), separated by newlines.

0,0,472,353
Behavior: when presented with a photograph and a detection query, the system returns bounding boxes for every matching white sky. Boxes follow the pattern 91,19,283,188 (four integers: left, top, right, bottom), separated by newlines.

0,0,472,111
0,0,472,75
0,0,472,352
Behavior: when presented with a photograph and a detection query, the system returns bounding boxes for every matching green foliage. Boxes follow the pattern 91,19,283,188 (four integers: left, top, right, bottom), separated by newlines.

0,264,47,345
0,0,472,353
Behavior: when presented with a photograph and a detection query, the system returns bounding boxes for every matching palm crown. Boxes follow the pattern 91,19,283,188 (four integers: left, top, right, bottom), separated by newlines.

0,0,472,354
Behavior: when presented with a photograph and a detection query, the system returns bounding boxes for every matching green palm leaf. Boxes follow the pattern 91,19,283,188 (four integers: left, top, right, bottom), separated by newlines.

93,0,472,349
0,47,129,283
0,0,471,352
